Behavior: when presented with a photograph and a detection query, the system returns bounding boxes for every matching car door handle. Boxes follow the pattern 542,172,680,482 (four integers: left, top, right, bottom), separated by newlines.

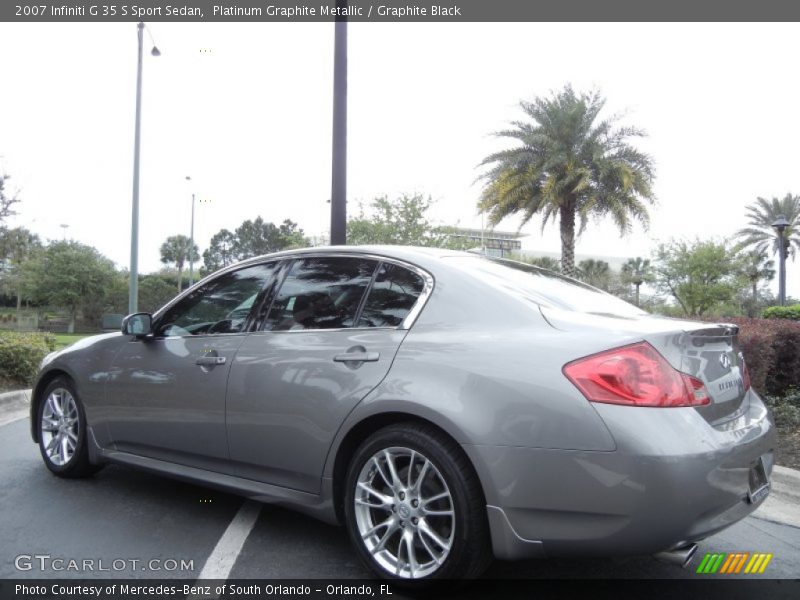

196,356,226,366
333,352,380,363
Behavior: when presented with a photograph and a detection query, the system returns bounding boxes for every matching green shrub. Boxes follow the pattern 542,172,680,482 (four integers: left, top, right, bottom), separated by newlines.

764,390,800,429
763,305,800,320
0,332,57,386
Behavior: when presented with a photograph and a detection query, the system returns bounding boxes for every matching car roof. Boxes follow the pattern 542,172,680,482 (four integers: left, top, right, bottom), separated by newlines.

232,245,477,272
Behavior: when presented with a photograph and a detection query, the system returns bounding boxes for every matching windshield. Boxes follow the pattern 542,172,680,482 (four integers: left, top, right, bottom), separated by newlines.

446,256,648,318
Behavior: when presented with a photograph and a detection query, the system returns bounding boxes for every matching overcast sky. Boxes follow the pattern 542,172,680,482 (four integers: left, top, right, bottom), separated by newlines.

0,22,798,296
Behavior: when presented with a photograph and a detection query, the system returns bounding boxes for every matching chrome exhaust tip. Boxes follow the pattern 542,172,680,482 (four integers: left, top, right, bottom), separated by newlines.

653,543,698,568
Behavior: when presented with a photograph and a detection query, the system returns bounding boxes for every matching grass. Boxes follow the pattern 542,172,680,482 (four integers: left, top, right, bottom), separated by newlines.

53,333,93,349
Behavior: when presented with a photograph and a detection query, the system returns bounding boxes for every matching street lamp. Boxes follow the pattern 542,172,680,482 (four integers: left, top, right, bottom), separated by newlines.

185,176,196,287
128,21,161,315
59,224,69,240
772,214,790,306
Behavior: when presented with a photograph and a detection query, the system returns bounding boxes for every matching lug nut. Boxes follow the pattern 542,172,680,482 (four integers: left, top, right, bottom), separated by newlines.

411,499,418,508
412,517,419,525
399,492,405,500
391,505,396,512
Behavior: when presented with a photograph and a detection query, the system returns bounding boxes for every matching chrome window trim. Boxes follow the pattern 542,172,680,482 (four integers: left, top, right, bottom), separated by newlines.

151,250,435,337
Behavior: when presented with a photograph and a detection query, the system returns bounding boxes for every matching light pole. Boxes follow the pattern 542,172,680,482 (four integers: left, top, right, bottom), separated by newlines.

129,21,160,315
772,214,790,306
186,176,195,287
59,224,69,240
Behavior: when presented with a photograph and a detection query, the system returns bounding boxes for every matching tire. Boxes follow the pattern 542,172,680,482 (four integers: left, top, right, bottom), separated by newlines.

343,422,492,583
37,377,102,478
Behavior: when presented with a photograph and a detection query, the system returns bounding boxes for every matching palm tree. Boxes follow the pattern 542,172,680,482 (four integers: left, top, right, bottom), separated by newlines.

576,259,612,289
160,235,199,293
478,85,655,277
737,194,800,260
621,257,654,307
740,249,775,313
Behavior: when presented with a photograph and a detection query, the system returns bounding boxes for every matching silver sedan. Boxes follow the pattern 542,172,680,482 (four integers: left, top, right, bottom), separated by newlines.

31,246,775,582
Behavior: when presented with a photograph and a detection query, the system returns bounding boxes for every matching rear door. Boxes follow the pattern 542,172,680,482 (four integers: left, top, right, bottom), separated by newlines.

226,256,429,493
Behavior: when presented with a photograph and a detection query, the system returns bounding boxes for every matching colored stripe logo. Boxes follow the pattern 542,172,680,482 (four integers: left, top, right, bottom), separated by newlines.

696,552,773,574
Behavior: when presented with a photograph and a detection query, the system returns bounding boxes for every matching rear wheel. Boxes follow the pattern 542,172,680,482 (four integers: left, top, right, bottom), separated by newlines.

344,423,491,583
37,378,101,478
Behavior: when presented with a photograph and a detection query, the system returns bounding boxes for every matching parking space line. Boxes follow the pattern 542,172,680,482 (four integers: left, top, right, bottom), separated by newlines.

197,499,262,580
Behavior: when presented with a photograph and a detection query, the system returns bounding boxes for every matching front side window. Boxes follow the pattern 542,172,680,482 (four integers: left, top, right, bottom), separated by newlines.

263,257,377,331
358,263,426,327
156,263,277,336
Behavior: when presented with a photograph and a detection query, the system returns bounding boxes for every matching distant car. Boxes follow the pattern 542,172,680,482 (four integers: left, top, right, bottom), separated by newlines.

31,246,775,582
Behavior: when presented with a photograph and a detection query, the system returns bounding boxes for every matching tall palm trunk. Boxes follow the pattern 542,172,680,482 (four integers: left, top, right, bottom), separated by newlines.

177,264,184,293
560,204,576,277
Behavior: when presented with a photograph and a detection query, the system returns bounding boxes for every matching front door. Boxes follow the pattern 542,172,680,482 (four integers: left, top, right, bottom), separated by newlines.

104,262,278,472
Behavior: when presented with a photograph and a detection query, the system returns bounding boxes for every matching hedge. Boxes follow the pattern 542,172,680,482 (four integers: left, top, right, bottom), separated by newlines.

718,317,800,396
0,332,57,386
763,305,800,320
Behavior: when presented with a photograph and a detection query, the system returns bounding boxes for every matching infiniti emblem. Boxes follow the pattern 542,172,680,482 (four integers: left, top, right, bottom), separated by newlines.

398,505,411,518
719,353,731,369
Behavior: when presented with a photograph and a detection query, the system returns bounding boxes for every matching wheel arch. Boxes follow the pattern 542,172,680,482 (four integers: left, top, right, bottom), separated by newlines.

329,411,487,525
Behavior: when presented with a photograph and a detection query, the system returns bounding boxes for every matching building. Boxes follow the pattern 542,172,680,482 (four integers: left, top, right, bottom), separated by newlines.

449,227,525,258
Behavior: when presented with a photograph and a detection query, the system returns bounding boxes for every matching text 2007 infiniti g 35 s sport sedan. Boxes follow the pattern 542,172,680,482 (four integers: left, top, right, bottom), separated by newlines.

31,246,775,581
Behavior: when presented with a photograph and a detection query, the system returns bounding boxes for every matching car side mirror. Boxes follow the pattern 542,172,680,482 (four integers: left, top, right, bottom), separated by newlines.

122,313,153,338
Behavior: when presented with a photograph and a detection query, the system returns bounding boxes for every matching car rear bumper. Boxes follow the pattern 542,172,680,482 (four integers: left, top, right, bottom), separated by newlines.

464,390,776,561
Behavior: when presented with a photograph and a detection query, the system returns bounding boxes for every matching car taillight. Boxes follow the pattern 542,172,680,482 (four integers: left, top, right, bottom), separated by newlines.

563,342,710,407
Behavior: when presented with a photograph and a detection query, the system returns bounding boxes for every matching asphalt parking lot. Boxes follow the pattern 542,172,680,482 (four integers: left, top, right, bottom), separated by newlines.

1,409,799,582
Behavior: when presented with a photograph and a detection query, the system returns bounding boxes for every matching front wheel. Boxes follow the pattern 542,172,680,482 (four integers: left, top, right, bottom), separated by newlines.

343,422,491,583
37,377,101,478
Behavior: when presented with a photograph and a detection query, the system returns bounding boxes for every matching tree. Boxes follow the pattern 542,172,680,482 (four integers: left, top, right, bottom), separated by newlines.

20,241,117,333
653,239,740,317
160,235,199,293
478,85,655,276
737,194,800,261
738,248,775,316
511,254,562,272
0,227,42,310
232,217,307,260
621,257,654,307
203,229,237,272
347,194,467,248
138,275,177,313
0,174,20,223
576,259,612,290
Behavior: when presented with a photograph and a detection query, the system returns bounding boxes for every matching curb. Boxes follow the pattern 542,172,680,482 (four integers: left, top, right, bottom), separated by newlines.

0,388,31,427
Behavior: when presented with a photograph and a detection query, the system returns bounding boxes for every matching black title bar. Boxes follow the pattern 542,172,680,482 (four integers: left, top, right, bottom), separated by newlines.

5,0,800,22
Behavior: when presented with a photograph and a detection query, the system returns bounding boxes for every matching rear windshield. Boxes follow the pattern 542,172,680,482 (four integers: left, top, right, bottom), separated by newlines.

446,256,648,318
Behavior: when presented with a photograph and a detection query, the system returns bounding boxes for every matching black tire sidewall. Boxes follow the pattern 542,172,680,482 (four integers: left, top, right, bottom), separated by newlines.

37,378,90,475
343,424,482,582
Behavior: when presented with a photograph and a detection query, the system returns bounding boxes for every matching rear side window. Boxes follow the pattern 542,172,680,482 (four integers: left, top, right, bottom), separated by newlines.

447,256,647,318
358,263,426,328
263,257,377,331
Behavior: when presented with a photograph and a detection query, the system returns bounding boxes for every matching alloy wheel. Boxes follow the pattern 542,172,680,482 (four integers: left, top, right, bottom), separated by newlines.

354,446,455,579
40,388,79,467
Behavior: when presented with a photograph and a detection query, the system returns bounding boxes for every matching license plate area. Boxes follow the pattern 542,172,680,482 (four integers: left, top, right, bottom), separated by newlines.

747,456,770,504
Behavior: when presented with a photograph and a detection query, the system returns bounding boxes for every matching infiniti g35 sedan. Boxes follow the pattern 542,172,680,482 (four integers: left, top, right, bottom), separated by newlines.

31,246,775,581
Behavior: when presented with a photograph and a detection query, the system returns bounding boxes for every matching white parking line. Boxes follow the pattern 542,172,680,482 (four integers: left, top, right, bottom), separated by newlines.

197,499,262,580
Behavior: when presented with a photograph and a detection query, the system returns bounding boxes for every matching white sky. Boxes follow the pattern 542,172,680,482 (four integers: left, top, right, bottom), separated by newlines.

0,22,798,297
